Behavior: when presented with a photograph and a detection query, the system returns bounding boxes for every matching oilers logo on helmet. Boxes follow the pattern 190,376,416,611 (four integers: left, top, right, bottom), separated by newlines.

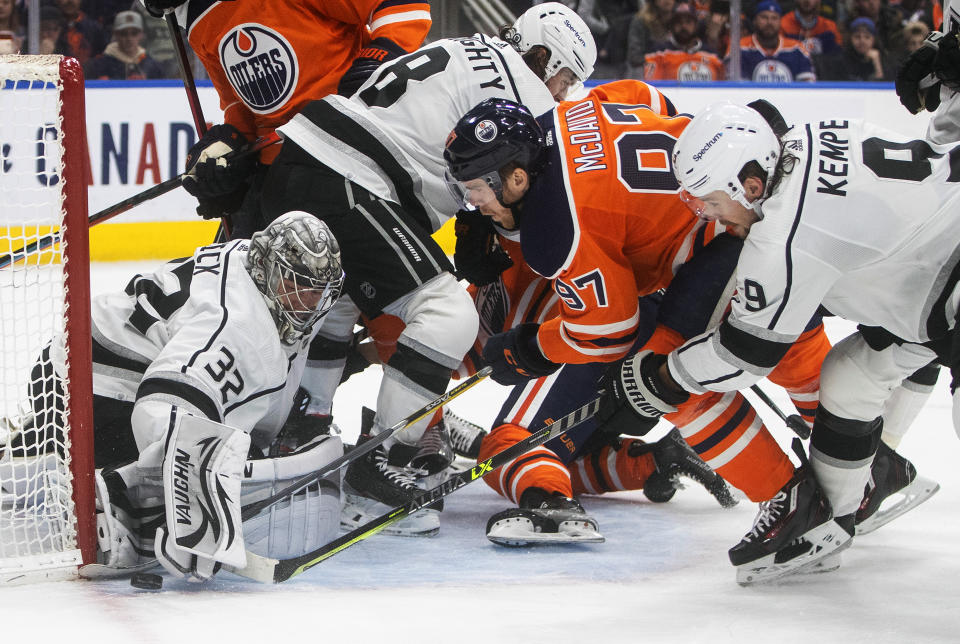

475,120,498,143
219,24,299,113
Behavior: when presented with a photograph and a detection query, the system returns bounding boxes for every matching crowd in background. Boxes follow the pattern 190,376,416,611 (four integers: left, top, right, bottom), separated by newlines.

0,0,943,82
0,0,189,79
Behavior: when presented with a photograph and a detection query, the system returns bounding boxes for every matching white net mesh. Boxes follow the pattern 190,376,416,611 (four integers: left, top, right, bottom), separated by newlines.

0,55,83,582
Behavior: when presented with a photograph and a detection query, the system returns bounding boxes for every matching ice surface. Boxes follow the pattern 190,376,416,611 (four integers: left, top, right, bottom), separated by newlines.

2,261,958,644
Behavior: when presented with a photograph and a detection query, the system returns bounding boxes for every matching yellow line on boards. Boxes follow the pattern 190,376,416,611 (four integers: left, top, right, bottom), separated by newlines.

83,217,457,262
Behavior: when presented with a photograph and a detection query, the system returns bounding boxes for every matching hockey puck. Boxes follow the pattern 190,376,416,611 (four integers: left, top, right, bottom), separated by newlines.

130,572,163,590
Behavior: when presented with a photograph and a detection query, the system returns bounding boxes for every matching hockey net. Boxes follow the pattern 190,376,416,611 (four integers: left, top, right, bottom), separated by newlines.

0,55,94,584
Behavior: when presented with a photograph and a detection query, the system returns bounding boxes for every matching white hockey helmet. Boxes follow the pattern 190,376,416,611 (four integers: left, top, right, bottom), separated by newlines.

672,101,781,216
510,2,596,83
246,212,344,345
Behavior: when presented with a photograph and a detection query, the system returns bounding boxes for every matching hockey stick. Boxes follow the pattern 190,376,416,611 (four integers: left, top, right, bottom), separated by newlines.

0,134,280,270
165,11,206,137
164,9,240,244
239,366,492,521
227,395,602,583
749,384,811,439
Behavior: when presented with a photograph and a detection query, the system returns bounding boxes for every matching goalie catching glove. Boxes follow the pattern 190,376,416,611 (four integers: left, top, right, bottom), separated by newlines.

895,31,944,114
182,123,257,219
453,209,514,286
337,37,407,97
596,351,689,437
482,323,560,385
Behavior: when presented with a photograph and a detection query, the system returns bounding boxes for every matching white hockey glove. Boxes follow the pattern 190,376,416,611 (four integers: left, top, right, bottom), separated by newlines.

595,351,690,437
154,411,250,583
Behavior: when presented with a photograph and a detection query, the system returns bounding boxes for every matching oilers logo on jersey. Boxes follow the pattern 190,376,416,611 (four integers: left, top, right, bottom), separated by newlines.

752,60,793,82
676,60,715,82
219,24,299,113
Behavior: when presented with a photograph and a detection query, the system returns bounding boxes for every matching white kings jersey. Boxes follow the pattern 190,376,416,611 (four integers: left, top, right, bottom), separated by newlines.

277,34,556,232
87,240,315,450
669,118,960,394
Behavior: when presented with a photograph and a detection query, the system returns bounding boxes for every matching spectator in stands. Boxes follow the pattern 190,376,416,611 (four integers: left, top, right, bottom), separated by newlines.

780,0,842,56
37,5,65,55
703,0,734,55
84,10,164,80
848,0,905,60
731,0,816,80
903,20,930,54
625,0,675,77
898,0,936,30
818,15,895,79
130,2,182,78
0,0,23,47
54,0,107,65
595,0,640,78
82,0,130,31
644,2,725,79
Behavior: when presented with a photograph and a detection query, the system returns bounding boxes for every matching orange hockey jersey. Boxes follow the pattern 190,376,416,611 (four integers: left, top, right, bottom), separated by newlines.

522,80,726,365
182,0,430,162
643,46,725,81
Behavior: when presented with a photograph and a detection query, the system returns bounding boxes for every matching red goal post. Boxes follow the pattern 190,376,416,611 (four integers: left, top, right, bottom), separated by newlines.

0,55,95,583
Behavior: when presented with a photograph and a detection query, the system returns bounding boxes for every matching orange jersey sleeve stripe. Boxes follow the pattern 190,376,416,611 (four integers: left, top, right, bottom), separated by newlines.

369,2,432,51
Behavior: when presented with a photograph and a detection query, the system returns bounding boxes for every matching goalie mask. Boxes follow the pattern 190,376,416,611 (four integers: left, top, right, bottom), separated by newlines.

672,101,781,218
444,98,544,209
246,212,344,345
507,2,596,86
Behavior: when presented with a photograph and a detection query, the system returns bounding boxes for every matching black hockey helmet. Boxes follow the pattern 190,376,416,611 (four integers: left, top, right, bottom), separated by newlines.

444,98,545,183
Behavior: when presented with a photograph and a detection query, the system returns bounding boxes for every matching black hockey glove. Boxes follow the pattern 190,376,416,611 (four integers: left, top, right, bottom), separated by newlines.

143,0,186,18
482,323,560,385
453,209,514,286
896,31,944,114
337,37,407,97
935,29,960,91
595,351,689,438
183,123,257,199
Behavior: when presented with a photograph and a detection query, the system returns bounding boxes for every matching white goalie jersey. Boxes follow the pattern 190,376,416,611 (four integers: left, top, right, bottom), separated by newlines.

670,118,960,394
277,34,556,232
87,240,315,450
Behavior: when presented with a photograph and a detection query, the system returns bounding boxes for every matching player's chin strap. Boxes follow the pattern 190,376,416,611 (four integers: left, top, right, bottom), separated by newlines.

154,410,250,583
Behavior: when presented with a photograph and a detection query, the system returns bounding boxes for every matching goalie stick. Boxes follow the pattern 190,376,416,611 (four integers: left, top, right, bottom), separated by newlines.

226,395,603,583
239,366,492,521
749,384,811,439
0,133,280,269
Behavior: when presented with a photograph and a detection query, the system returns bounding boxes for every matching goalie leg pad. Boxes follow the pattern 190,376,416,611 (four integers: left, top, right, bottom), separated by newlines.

156,411,250,582
83,463,163,579
241,434,343,559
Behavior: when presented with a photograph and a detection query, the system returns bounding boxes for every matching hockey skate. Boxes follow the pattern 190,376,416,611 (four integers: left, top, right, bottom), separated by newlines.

442,407,488,460
729,467,853,586
408,421,455,476
486,487,604,547
342,434,441,538
855,442,939,536
640,428,738,508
